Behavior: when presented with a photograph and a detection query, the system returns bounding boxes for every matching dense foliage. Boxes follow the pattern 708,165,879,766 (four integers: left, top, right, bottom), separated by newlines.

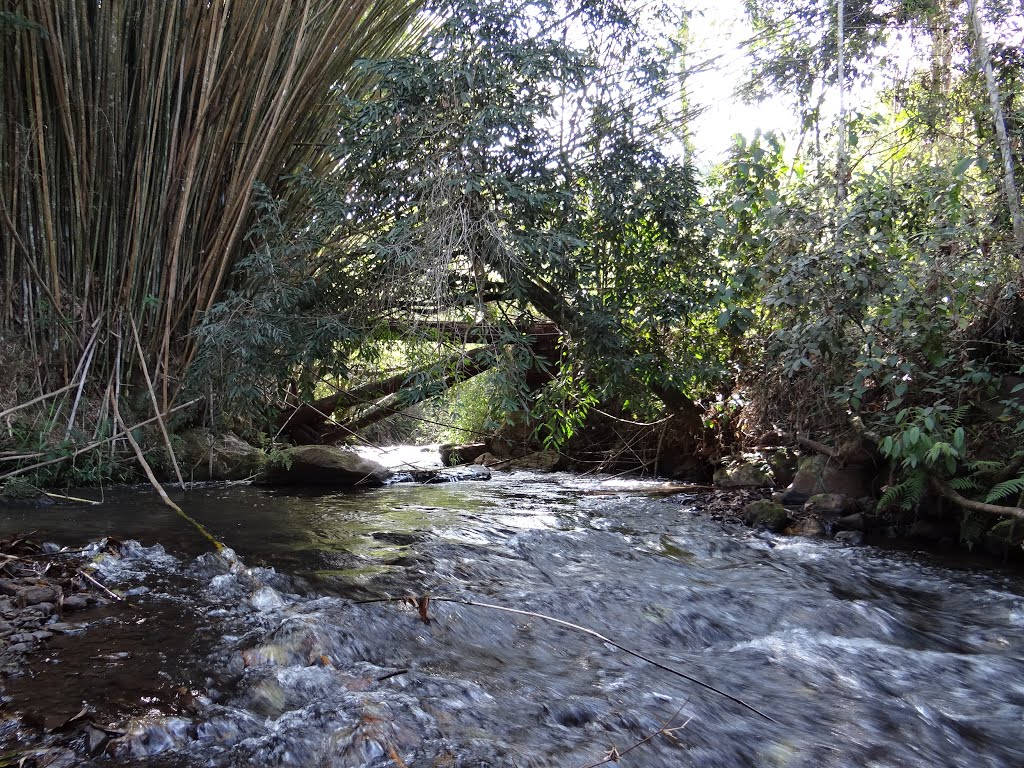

3,0,1024,527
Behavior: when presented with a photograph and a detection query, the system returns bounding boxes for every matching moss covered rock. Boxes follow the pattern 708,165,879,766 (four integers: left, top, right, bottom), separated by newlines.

742,500,789,532
714,461,773,489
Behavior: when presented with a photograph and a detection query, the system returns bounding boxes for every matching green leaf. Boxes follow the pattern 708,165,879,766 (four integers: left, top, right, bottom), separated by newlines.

952,157,974,177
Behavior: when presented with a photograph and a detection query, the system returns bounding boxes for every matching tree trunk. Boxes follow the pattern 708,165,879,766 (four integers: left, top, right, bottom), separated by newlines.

970,0,1024,254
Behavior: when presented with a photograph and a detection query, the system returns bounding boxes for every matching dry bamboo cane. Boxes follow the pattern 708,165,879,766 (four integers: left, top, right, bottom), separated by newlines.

0,382,77,421
130,315,185,489
0,398,201,483
109,391,224,551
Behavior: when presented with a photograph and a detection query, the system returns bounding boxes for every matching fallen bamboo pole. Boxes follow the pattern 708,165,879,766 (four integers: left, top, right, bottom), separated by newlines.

109,391,224,552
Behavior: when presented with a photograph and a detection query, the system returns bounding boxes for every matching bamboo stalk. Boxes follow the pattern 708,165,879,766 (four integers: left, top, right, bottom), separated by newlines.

130,315,185,489
4,0,425,409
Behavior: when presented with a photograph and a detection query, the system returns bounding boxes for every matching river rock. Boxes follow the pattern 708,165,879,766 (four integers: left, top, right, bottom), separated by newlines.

834,530,864,546
713,460,773,488
473,452,500,467
427,465,491,483
261,446,393,487
61,594,90,611
835,512,865,531
791,516,825,536
15,585,61,607
783,455,875,504
803,493,856,519
439,442,489,466
909,519,954,543
741,500,789,532
497,450,562,472
178,429,264,481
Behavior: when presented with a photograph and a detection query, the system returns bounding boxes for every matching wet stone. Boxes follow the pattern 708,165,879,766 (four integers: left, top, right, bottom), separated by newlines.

8,632,37,644
0,580,18,596
835,512,865,531
31,630,53,641
16,585,61,607
61,594,90,611
28,602,57,617
84,724,111,754
44,622,79,633
834,530,864,546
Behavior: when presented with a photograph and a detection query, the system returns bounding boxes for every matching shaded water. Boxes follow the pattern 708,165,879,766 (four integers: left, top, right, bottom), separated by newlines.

2,460,1024,766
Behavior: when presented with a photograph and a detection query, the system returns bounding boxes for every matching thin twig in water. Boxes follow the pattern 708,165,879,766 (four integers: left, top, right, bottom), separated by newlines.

354,595,781,725
77,569,123,601
576,702,692,768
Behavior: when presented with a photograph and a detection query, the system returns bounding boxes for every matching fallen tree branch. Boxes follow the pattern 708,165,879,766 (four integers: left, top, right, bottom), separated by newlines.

77,569,124,602
110,391,225,552
355,595,780,725
277,344,498,437
931,476,1024,521
131,315,185,490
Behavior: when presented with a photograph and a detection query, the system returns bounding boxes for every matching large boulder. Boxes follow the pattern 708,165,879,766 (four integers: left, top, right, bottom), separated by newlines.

803,493,857,520
439,443,489,466
783,455,875,505
497,450,562,472
178,429,264,481
261,446,392,487
713,460,773,488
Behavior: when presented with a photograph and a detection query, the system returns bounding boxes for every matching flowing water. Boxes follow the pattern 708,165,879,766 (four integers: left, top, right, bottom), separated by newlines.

2,448,1024,767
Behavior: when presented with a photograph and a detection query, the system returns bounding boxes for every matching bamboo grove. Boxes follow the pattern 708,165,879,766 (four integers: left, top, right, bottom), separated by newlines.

1,0,422,417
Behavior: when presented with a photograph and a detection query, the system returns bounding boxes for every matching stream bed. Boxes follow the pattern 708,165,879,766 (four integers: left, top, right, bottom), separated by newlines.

2,455,1023,767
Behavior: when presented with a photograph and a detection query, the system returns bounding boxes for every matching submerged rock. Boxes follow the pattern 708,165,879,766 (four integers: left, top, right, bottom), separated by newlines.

834,530,865,546
261,445,393,487
401,465,492,484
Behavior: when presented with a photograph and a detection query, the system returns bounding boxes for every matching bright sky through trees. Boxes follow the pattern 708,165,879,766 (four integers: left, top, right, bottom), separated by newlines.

687,0,795,164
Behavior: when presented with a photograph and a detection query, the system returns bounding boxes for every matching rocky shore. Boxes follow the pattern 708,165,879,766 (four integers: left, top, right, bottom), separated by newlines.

0,535,124,679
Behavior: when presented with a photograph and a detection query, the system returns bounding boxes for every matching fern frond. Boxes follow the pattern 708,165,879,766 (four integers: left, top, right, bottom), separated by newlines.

967,460,1003,473
949,476,980,492
985,476,1024,504
947,405,969,428
959,512,987,550
878,471,926,511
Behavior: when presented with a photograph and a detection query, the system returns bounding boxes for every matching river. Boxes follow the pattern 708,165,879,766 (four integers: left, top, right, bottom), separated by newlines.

2,448,1023,767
